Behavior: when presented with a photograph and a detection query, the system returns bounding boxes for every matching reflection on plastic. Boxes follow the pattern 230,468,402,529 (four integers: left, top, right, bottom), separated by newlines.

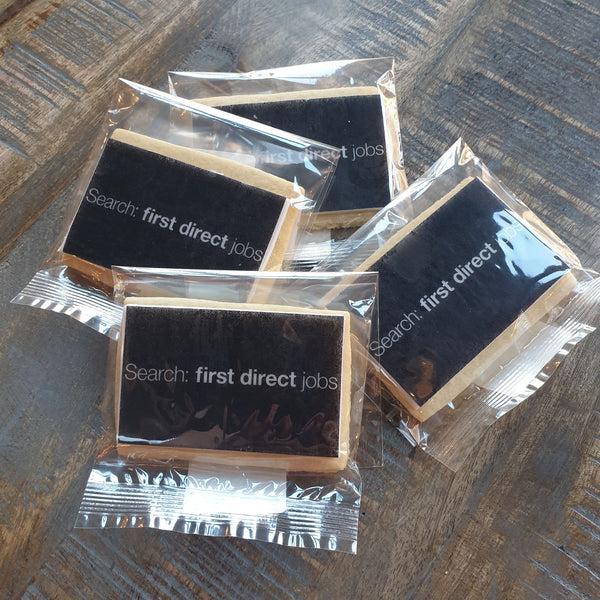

182,461,287,517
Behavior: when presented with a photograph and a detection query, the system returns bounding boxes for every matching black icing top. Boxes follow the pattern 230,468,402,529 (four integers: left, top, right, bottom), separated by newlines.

214,94,389,212
370,178,570,406
63,138,287,271
118,303,346,458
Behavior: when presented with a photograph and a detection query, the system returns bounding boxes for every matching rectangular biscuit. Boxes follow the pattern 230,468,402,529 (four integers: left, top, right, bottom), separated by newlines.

115,297,352,472
354,177,577,421
62,129,302,288
192,87,390,227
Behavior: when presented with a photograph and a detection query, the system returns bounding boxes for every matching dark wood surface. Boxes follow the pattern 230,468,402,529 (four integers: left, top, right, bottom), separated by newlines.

1,1,599,598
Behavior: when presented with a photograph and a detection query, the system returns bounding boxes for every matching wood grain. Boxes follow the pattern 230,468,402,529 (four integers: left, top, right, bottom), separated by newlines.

0,0,234,261
0,0,598,599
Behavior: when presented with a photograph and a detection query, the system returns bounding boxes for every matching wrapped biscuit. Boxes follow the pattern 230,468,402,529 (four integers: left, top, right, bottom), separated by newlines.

13,80,338,337
75,269,377,553
316,139,600,470
169,58,407,267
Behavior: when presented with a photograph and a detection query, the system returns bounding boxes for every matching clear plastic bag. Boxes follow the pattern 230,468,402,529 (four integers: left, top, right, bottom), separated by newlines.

168,58,408,268
75,269,377,553
316,138,600,470
12,79,339,336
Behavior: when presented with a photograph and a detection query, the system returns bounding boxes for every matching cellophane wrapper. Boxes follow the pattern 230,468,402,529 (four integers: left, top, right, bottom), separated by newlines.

75,269,377,553
315,138,599,470
12,79,339,337
169,57,407,269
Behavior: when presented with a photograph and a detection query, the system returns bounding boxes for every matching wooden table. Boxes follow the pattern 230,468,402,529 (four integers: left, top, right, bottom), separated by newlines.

1,1,599,598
